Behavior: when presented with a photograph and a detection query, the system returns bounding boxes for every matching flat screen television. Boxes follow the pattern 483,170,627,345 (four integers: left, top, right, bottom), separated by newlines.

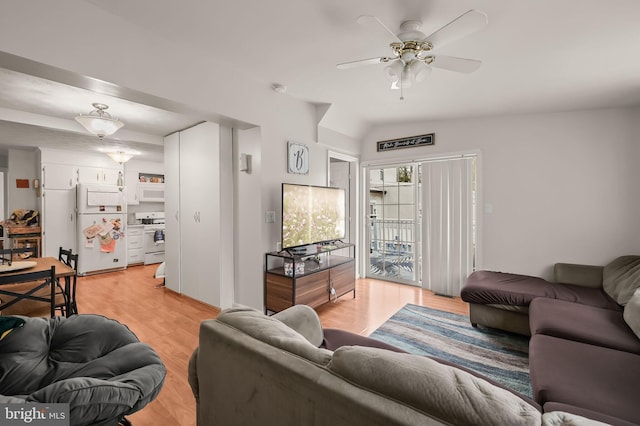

281,183,346,250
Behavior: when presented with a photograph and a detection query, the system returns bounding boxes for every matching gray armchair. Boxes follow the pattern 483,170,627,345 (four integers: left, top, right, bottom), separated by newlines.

0,314,165,426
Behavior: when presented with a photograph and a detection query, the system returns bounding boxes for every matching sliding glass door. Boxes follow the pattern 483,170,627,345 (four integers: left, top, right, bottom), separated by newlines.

367,165,419,285
365,156,477,296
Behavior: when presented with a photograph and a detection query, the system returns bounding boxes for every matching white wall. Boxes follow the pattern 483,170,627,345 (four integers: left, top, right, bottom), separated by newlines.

362,108,640,279
0,0,363,310
233,127,263,308
7,148,38,214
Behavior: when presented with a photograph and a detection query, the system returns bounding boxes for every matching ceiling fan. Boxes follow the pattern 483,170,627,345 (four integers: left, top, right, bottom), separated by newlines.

337,10,488,98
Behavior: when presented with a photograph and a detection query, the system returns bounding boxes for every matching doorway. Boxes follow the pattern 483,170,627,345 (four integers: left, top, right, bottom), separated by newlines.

367,165,419,285
365,155,478,296
328,151,358,271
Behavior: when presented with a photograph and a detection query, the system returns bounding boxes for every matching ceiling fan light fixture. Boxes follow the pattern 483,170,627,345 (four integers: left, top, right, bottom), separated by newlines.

400,66,414,88
384,60,404,82
75,103,124,139
411,60,432,83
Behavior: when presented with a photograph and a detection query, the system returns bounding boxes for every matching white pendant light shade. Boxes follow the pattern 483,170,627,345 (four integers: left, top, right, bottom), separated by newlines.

75,103,124,139
107,151,134,164
384,61,404,82
400,65,414,88
411,60,432,82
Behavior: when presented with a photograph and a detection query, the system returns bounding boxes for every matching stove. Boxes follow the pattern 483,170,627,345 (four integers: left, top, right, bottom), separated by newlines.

135,211,165,225
135,212,166,264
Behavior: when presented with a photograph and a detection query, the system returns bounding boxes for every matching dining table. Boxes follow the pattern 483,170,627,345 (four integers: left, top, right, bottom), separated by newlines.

0,256,77,316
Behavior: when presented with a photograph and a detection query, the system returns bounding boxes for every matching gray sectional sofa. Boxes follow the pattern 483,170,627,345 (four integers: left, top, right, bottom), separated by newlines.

188,304,607,426
461,255,640,426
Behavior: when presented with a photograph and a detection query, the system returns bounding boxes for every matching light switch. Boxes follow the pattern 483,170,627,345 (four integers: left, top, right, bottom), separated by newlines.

265,211,276,223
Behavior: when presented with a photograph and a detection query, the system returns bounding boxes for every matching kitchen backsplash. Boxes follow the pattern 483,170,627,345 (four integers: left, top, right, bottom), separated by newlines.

127,202,164,224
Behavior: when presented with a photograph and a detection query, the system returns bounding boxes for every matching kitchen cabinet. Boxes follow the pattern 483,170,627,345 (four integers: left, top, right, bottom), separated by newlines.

41,188,76,256
125,170,139,204
42,164,78,189
164,122,234,308
40,162,77,256
78,166,121,185
38,149,125,259
127,225,144,264
124,161,165,205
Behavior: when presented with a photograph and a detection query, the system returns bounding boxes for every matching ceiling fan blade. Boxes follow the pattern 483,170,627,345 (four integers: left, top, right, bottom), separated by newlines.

337,57,389,70
356,15,403,43
424,9,488,49
429,55,482,73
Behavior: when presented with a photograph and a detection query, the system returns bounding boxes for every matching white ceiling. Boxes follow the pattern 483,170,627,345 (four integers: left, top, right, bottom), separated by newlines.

1,0,640,159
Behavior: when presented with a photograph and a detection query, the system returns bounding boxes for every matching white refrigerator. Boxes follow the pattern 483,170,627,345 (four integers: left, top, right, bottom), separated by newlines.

76,183,127,275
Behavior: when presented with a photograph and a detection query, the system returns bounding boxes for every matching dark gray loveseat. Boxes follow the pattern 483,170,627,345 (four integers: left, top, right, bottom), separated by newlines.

461,255,640,426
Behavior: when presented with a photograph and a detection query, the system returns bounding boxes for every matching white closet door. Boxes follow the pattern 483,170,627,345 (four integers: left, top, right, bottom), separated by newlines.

421,157,475,296
179,122,220,305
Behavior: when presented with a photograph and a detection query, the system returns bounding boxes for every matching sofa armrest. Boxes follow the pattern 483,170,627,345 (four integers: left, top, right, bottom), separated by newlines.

187,348,199,403
553,263,603,288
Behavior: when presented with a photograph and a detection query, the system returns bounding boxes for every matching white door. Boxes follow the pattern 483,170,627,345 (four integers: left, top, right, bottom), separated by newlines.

42,189,76,256
164,132,181,293
179,122,220,305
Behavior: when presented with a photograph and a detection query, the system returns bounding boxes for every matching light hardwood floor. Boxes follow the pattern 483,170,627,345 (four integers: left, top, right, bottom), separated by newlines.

75,264,469,426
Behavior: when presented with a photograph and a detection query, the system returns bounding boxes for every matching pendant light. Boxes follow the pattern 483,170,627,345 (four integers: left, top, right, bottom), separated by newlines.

106,151,134,164
75,103,124,139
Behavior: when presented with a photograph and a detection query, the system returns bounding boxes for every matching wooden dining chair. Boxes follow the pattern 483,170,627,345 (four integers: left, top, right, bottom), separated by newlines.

0,265,56,318
0,246,35,264
58,247,79,315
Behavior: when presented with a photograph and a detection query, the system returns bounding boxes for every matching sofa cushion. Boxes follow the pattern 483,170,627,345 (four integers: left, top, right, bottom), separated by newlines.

543,403,638,426
462,271,620,310
623,288,640,340
529,334,640,425
272,304,324,347
529,297,640,354
603,255,640,305
329,346,542,426
216,305,332,366
0,315,165,425
322,328,407,353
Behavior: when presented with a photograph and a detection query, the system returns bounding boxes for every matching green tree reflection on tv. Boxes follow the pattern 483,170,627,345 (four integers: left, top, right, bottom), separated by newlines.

282,184,346,249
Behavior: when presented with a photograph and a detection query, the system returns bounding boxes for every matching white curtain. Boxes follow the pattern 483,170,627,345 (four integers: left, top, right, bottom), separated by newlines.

421,157,475,296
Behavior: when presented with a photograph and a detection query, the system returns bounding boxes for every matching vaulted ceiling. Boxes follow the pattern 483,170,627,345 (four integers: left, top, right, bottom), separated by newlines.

1,0,639,158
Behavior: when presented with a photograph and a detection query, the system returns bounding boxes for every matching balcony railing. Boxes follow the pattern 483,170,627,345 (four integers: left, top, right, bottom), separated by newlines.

369,217,416,281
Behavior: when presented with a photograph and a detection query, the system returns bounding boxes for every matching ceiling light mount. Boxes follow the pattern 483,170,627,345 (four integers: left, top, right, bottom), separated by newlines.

271,83,287,94
75,103,124,139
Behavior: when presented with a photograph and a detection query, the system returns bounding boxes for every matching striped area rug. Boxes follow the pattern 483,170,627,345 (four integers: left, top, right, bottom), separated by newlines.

369,303,532,398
